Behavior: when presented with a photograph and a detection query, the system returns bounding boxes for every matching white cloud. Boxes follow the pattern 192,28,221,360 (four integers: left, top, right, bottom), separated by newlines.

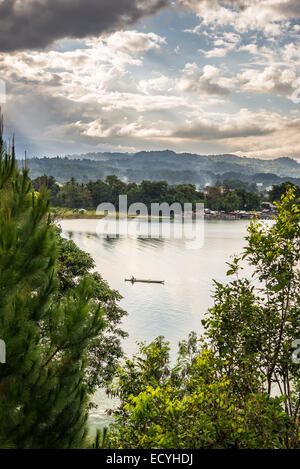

199,32,241,57
0,30,167,99
282,42,300,63
236,67,297,97
179,0,295,36
138,75,174,95
177,63,231,95
98,30,166,56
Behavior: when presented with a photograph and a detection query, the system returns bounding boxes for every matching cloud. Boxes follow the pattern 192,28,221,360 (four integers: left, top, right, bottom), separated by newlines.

2,1,300,159
99,30,166,56
96,108,280,143
236,67,297,97
138,75,173,95
179,0,298,36
86,116,170,139
170,108,280,141
79,108,300,160
0,0,170,52
0,30,166,97
114,106,300,159
177,63,231,96
282,42,300,63
199,32,240,57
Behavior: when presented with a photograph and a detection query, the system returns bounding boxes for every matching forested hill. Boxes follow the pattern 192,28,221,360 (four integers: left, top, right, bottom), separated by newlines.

25,150,300,187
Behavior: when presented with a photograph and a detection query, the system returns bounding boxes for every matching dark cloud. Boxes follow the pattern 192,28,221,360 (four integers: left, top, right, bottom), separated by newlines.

0,0,170,52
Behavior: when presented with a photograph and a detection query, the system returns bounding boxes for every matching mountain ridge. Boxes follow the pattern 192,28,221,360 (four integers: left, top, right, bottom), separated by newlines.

25,150,300,187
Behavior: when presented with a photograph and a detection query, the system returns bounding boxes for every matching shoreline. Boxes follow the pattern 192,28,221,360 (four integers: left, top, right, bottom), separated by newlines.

52,207,277,222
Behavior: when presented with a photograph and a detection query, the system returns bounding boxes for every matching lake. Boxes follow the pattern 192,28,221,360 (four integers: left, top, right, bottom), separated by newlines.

59,218,250,431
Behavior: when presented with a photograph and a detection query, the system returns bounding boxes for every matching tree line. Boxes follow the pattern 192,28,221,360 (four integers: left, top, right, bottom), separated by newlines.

30,174,286,213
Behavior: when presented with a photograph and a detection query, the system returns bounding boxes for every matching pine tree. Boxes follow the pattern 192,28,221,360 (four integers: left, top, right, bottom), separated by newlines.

0,113,107,448
0,113,56,446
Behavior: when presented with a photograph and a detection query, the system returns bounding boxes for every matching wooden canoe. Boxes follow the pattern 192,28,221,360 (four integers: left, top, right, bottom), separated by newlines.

125,279,165,284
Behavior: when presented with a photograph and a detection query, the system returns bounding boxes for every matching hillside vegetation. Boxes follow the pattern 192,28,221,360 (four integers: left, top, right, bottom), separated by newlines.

26,151,300,187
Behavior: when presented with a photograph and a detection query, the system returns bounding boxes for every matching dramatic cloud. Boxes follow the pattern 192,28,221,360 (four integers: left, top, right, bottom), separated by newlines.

1,0,300,158
0,31,166,95
0,0,170,52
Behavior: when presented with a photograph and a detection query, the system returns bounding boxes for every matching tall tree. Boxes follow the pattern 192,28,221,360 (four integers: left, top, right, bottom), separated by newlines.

203,186,300,446
0,114,124,448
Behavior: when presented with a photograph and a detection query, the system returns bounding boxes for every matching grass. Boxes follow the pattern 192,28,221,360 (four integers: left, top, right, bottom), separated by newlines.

50,207,165,220
51,207,105,219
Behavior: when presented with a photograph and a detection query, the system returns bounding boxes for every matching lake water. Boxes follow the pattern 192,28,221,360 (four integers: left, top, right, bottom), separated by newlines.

59,218,250,431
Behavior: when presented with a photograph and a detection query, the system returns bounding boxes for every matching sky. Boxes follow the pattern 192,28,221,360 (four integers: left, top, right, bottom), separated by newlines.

1,0,300,159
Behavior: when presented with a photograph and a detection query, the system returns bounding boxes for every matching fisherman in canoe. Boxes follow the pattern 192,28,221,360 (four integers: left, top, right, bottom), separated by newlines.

125,277,164,284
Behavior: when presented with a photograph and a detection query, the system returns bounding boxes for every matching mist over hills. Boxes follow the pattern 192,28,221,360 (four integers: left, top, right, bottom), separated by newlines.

26,150,300,188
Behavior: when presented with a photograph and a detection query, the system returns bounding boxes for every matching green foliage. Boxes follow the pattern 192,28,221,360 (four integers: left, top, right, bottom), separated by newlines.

32,174,60,199
0,115,126,448
109,337,171,402
90,427,110,449
103,187,300,449
203,186,300,446
269,182,300,203
106,337,290,449
56,231,95,293
205,185,261,212
55,228,128,391
27,152,300,187
56,177,93,209
32,175,205,211
32,173,264,214
223,179,258,192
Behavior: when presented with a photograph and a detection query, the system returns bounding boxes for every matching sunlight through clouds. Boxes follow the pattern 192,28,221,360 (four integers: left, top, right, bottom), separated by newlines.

1,0,300,158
